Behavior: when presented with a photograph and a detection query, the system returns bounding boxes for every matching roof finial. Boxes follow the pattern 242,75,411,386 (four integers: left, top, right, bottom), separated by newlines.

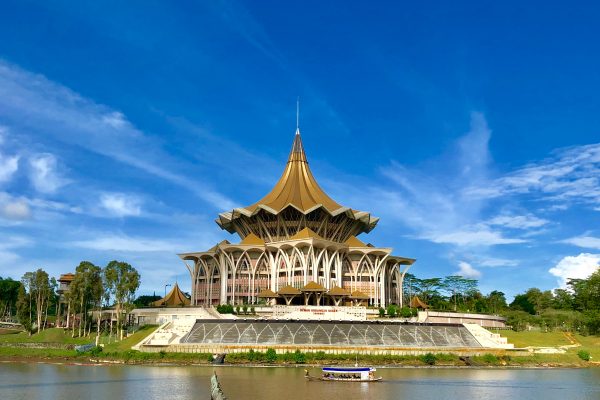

296,96,300,134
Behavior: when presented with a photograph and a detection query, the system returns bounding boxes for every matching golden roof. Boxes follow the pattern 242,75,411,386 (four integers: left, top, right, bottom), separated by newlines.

300,281,326,292
240,233,265,246
244,131,343,214
344,235,367,247
290,227,324,240
409,296,429,309
216,130,379,235
327,285,350,296
150,283,191,307
277,285,302,295
349,290,370,299
257,289,279,298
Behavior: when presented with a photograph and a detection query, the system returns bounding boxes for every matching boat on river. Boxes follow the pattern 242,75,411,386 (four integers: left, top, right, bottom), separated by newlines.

305,367,382,382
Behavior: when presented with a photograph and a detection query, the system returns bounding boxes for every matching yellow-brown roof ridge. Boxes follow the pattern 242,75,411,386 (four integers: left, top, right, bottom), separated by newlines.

301,281,326,291
240,232,265,246
290,227,324,241
257,288,279,298
345,235,367,247
350,290,370,299
277,285,302,295
327,285,350,296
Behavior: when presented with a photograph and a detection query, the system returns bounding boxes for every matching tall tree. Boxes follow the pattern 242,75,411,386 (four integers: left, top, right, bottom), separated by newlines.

486,290,507,314
16,284,33,334
104,261,140,340
419,278,442,303
569,269,600,311
70,261,102,338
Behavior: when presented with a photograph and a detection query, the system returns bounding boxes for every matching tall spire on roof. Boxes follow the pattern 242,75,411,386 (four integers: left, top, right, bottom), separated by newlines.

290,97,306,162
296,96,300,133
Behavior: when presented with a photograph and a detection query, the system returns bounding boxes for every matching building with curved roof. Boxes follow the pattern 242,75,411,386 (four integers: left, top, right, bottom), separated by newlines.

179,127,415,308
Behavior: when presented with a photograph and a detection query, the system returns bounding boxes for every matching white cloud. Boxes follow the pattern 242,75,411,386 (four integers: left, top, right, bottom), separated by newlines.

28,153,68,193
487,214,549,230
478,258,519,267
561,236,600,250
455,261,482,278
0,192,31,221
0,154,18,183
2,199,31,220
422,229,526,246
549,253,600,287
71,235,182,253
100,193,141,217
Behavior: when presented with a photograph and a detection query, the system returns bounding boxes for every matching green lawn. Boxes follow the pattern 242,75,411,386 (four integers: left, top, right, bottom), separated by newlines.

572,335,600,360
490,329,573,348
102,325,158,352
0,328,92,345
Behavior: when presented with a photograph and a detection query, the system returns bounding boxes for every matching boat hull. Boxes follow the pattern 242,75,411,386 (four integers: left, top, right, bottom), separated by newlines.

305,376,382,382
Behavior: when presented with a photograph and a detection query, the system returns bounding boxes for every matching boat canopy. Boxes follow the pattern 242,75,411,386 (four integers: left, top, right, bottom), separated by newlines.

322,367,374,373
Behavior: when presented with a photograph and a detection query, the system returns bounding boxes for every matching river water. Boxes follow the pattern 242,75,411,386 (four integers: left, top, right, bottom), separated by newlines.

1,363,599,400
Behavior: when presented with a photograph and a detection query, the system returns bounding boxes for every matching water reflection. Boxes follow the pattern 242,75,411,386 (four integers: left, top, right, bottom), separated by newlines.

0,364,599,400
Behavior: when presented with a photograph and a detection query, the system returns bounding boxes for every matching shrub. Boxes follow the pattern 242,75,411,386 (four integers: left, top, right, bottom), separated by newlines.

378,307,385,317
315,351,326,360
400,307,412,318
294,349,306,364
481,353,499,364
89,346,103,357
250,306,255,315
266,348,277,363
247,349,256,361
216,304,234,314
235,305,241,315
577,350,590,361
420,353,436,365
207,353,214,362
159,350,166,359
386,304,397,318
242,304,248,315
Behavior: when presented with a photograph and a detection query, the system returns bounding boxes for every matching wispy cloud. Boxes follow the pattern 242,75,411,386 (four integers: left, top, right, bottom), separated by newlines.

486,214,549,230
28,153,69,193
466,143,600,210
71,235,181,252
423,229,526,246
364,112,527,247
0,127,19,184
0,193,31,221
561,235,600,250
100,192,141,217
0,60,235,210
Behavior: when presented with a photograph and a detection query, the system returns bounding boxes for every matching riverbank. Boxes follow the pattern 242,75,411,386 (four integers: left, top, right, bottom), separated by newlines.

1,327,598,369
0,345,595,368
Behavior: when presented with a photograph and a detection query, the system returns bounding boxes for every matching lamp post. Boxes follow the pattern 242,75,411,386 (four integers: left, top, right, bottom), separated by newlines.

164,284,171,305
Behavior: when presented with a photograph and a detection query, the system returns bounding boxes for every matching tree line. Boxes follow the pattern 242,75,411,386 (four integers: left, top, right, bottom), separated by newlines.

401,268,600,335
401,273,507,314
6,260,140,343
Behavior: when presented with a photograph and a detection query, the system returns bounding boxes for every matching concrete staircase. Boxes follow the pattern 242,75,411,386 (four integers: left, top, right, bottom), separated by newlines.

463,323,514,349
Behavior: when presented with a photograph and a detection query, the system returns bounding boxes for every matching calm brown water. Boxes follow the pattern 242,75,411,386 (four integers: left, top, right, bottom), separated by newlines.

1,363,599,400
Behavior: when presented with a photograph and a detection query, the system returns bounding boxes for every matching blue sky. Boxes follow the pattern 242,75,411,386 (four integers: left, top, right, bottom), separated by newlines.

0,1,599,299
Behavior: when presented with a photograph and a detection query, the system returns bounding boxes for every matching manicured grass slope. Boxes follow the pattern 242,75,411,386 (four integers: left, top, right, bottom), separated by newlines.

0,328,91,345
490,330,572,348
